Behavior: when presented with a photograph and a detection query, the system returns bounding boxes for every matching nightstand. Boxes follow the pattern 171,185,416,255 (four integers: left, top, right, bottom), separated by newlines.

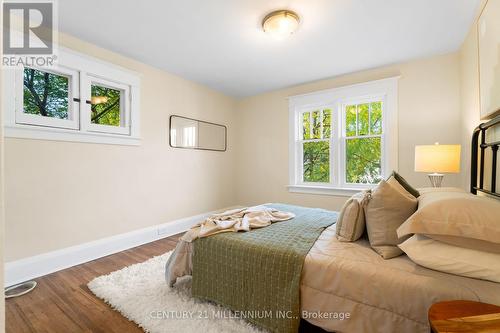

429,300,500,332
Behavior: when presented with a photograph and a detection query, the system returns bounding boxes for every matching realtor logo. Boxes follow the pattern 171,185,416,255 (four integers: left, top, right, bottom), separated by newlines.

3,1,53,54
2,1,57,67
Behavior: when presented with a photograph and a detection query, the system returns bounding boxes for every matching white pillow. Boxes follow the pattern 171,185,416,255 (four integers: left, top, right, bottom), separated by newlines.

399,235,500,283
397,191,500,245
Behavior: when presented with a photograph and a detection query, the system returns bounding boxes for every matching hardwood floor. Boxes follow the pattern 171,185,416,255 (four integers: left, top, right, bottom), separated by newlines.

6,233,327,333
6,234,182,333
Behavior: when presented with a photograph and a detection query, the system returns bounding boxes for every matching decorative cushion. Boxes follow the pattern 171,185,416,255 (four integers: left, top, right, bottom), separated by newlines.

397,191,500,247
387,176,415,200
390,171,420,198
399,235,500,283
336,191,370,242
364,179,418,259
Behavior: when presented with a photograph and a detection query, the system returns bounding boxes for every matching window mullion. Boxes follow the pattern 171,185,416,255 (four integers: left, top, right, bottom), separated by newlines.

368,102,372,135
80,72,89,132
297,141,303,184
355,104,359,136
330,132,335,186
320,110,323,139
309,111,313,139
335,106,339,188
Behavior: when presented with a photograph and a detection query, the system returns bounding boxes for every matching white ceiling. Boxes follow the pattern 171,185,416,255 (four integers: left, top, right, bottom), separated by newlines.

58,0,479,98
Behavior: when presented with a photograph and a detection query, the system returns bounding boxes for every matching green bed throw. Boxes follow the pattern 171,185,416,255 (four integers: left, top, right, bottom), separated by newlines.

192,204,337,333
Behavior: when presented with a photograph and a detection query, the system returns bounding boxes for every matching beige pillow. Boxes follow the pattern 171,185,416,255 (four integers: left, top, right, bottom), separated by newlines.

399,235,500,283
336,191,370,242
387,176,415,200
426,234,500,254
364,179,418,259
397,191,500,246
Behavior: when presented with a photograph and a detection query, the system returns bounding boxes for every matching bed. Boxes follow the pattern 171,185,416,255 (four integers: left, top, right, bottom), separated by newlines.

301,224,500,332
167,115,500,333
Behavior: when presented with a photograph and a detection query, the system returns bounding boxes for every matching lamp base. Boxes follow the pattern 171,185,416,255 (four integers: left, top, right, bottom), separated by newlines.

428,173,444,187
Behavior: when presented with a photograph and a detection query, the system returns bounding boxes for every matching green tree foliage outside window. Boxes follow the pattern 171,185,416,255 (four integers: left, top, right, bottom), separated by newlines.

302,112,311,140
345,105,357,136
302,109,331,183
23,68,69,119
91,84,122,127
345,101,383,184
346,137,382,184
303,141,330,182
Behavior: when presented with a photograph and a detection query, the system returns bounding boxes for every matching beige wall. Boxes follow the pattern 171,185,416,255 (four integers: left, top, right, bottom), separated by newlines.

0,21,5,332
5,33,237,261
234,53,462,211
5,19,486,263
460,0,500,192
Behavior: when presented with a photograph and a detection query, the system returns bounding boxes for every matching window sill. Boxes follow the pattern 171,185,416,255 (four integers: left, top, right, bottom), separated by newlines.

287,185,369,197
5,124,140,146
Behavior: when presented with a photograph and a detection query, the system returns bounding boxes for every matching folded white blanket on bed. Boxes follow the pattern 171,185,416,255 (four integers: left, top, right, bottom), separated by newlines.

166,205,295,286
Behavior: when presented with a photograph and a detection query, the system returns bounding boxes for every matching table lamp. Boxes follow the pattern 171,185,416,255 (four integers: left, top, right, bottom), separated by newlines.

415,143,461,187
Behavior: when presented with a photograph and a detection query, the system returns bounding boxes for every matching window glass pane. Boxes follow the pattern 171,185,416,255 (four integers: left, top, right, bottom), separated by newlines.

370,102,382,135
312,110,321,139
345,105,357,137
23,68,69,119
91,84,122,126
322,109,331,138
303,141,330,183
346,137,382,184
302,112,311,140
357,103,369,136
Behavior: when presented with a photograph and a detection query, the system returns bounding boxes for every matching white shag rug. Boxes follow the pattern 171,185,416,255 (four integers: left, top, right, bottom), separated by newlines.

88,251,264,333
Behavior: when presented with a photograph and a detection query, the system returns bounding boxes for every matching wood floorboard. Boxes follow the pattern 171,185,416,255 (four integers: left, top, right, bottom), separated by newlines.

6,233,327,333
6,235,180,333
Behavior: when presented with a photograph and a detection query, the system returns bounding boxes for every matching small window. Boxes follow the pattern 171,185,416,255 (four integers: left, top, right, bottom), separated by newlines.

4,48,140,145
24,68,69,119
91,84,122,126
17,66,79,129
85,76,130,135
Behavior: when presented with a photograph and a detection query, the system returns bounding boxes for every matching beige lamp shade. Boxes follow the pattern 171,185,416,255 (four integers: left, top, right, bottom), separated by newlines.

415,144,461,173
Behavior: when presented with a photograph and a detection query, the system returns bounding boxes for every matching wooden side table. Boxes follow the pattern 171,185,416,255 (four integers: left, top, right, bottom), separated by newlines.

429,300,500,332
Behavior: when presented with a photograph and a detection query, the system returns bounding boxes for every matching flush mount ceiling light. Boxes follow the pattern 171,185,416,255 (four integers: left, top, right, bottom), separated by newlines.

262,10,300,38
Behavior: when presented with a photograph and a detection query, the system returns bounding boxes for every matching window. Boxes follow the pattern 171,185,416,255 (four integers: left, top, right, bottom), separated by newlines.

91,84,122,126
301,109,331,183
3,48,140,145
85,76,131,135
288,78,398,196
344,101,383,184
24,69,69,119
18,66,79,130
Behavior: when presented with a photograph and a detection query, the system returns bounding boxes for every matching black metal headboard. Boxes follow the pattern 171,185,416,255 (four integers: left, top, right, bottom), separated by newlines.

471,114,500,198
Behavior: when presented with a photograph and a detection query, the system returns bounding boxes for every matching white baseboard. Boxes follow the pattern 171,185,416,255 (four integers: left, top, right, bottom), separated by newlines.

5,207,238,287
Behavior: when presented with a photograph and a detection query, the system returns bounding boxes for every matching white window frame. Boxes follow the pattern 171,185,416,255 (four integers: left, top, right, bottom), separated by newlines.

83,75,131,135
15,64,80,130
2,46,141,146
295,106,335,187
288,77,399,196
